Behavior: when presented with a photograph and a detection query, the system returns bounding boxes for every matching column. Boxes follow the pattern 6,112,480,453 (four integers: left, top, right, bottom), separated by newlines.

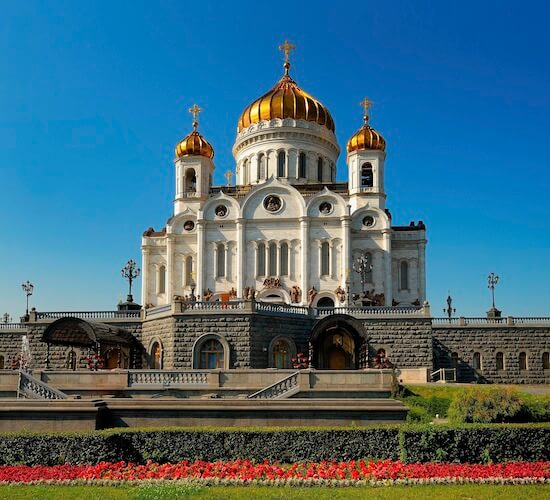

383,230,393,306
196,220,206,299
418,240,426,302
141,246,150,307
341,214,351,292
276,242,281,276
236,219,245,297
166,235,174,303
300,216,309,305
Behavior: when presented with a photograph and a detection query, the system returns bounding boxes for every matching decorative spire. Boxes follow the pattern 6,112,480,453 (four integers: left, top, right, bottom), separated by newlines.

188,103,202,131
359,97,374,125
278,39,296,76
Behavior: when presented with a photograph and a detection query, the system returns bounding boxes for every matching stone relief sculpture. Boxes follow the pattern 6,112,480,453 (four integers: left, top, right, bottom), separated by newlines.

263,277,281,289
290,285,302,303
203,288,213,301
228,287,237,300
334,286,346,303
307,286,318,305
263,195,282,212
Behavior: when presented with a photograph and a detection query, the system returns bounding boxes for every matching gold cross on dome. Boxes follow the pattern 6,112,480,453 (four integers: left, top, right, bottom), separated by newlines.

279,39,296,64
224,170,233,187
189,104,202,128
359,97,373,124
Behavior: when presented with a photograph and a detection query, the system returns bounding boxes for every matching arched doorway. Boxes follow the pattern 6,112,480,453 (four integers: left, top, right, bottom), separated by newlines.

310,315,367,370
104,348,119,369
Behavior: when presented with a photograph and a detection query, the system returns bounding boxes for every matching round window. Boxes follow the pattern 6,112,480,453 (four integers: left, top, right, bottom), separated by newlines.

362,215,375,227
183,220,195,231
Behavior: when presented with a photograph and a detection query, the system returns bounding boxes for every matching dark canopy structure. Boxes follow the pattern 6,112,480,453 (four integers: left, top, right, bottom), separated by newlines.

42,317,135,347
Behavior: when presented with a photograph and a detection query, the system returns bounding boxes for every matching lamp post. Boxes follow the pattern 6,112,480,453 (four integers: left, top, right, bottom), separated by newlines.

487,272,501,318
121,259,140,303
190,271,196,302
21,281,34,317
352,252,372,295
443,292,456,321
345,268,351,307
2,313,11,324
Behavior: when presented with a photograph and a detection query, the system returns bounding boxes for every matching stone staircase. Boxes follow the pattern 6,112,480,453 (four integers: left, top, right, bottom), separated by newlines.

247,371,300,399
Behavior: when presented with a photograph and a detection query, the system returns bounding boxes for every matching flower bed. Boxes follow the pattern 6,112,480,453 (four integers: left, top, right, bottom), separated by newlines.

0,460,548,486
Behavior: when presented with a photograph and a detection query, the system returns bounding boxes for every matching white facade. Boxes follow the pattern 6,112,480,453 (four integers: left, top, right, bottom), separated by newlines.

142,85,426,309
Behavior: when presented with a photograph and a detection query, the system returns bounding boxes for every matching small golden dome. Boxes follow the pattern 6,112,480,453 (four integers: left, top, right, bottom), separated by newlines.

238,72,334,133
175,104,215,159
346,97,386,153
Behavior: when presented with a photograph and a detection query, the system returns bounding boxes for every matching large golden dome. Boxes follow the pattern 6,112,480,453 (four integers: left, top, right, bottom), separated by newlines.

175,104,214,159
346,98,386,153
237,70,335,133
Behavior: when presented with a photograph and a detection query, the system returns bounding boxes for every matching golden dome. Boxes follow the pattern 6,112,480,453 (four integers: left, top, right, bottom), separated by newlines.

346,98,386,153
237,71,335,133
175,104,215,159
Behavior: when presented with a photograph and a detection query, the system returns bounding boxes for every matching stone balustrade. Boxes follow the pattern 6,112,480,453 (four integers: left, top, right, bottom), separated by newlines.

247,371,300,399
128,370,210,387
18,370,68,400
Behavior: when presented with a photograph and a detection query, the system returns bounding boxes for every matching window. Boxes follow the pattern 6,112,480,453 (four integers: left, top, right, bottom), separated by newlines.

451,352,459,369
280,242,289,276
257,153,265,180
185,168,197,192
257,243,266,276
150,342,162,369
0,355,3,370
361,163,374,187
185,256,193,286
473,352,482,370
317,297,335,308
216,244,226,278
364,252,373,283
272,339,291,368
543,352,550,370
277,151,286,177
496,352,505,370
268,243,277,276
66,350,77,371
199,339,224,369
298,152,307,178
243,159,249,184
321,242,330,276
158,265,166,294
317,157,323,182
400,261,409,290
519,352,528,370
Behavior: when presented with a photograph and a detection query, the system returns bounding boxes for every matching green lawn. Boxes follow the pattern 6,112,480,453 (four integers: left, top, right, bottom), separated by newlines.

0,484,549,500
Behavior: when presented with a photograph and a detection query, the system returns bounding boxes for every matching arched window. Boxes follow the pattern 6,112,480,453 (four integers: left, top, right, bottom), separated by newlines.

243,159,249,184
272,339,291,368
185,256,193,286
317,157,323,182
361,163,374,187
158,265,166,294
543,352,550,370
268,242,277,276
0,355,4,370
298,152,307,178
277,151,286,177
257,153,265,180
185,168,197,192
496,352,505,370
400,261,409,290
519,352,528,370
280,242,289,276
472,352,482,370
451,352,459,369
364,252,373,283
317,297,335,308
216,244,226,278
199,338,225,369
257,243,266,276
150,341,162,369
321,242,330,276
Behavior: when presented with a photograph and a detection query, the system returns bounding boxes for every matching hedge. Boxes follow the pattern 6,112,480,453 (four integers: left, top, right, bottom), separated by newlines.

0,425,548,466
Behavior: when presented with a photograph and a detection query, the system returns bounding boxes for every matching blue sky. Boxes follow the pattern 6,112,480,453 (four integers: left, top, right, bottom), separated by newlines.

1,0,549,318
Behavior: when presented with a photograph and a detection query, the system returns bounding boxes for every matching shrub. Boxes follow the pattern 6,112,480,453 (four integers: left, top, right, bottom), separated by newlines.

405,396,451,418
448,387,523,424
406,405,431,424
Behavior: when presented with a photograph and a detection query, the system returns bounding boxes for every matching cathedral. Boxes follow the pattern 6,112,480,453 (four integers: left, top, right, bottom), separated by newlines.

2,43,548,387
141,42,427,310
